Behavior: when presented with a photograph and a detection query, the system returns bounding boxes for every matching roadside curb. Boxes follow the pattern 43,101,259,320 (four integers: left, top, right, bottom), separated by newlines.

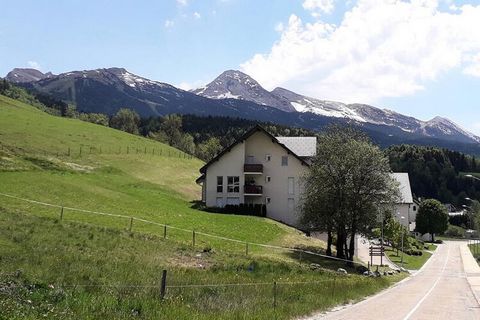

459,243,480,306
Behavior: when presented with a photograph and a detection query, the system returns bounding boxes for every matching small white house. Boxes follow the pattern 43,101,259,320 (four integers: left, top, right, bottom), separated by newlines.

391,172,417,232
196,125,316,226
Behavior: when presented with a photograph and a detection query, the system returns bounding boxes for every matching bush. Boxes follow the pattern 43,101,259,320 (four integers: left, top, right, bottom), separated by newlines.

444,224,465,238
404,249,423,256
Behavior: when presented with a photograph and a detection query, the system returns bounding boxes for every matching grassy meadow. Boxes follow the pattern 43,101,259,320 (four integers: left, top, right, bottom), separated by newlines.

0,94,407,318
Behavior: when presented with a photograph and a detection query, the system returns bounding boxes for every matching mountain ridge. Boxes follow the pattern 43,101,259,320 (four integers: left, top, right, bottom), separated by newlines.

4,67,480,149
193,70,480,144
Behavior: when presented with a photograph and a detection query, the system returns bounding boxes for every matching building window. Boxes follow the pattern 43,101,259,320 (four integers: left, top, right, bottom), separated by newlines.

266,197,271,204
226,197,240,205
265,154,271,162
216,197,224,208
413,205,417,211
288,198,295,213
217,176,223,193
266,176,271,183
281,156,288,166
246,155,255,164
227,176,240,193
288,177,294,195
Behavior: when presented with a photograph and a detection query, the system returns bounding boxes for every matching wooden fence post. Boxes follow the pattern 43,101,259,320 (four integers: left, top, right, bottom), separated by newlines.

273,281,277,310
129,217,133,232
60,207,64,220
163,225,167,239
79,146,82,156
160,270,167,300
245,242,249,256
67,147,70,156
192,230,196,248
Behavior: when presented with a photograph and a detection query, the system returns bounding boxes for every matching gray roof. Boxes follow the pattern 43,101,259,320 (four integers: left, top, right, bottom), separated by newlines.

276,136,317,157
391,173,414,204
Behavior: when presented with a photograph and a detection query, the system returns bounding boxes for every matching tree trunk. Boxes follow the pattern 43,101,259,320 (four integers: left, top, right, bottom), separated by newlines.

348,231,356,261
326,229,332,256
336,229,345,259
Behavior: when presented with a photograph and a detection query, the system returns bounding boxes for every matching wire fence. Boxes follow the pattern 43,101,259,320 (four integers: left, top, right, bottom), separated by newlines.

0,271,371,318
0,143,196,160
0,192,364,267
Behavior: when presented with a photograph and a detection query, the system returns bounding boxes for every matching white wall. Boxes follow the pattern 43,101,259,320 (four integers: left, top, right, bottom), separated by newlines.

244,131,309,226
204,141,245,208
393,203,417,232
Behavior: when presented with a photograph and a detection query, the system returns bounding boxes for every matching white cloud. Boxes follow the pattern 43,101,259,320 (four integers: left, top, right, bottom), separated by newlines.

241,0,480,104
27,60,41,70
176,0,188,6
274,22,284,33
164,19,175,28
303,0,335,17
193,11,201,19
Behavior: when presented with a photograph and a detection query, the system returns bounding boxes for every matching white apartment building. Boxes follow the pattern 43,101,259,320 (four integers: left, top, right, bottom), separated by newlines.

196,125,417,229
196,125,316,226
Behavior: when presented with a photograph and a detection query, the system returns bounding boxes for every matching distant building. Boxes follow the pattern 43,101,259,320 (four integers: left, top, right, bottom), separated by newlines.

391,173,417,232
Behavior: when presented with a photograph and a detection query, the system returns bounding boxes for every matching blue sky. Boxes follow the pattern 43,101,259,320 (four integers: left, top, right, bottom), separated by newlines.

1,0,480,135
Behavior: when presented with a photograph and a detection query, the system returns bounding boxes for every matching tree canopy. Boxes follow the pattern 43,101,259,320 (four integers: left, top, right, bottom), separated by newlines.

110,108,140,134
300,126,400,261
415,199,449,241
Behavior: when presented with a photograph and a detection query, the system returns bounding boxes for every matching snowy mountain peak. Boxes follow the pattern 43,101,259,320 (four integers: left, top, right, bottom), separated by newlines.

193,70,480,144
192,70,295,112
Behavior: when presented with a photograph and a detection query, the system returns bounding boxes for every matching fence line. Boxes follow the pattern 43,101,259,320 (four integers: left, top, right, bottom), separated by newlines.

0,192,363,266
1,278,348,291
2,143,196,160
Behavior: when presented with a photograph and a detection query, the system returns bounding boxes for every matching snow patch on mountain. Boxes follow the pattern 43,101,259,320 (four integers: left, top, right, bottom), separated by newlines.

192,70,480,144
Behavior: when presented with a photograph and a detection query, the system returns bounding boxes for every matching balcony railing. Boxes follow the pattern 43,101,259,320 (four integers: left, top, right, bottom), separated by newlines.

244,185,263,195
244,164,263,174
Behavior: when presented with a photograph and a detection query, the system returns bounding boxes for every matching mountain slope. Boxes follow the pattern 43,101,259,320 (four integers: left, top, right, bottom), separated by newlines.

195,74,480,144
6,68,54,83
6,67,480,153
192,70,295,112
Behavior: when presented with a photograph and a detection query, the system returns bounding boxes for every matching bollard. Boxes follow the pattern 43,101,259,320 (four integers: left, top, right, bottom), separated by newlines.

60,207,64,221
163,225,167,239
192,230,196,247
129,217,133,232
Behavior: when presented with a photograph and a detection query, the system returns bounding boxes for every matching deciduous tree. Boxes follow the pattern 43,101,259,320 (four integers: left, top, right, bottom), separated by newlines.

415,199,449,242
301,126,400,261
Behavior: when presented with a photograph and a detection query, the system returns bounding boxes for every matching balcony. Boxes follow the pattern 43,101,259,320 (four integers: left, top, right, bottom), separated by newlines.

244,163,263,174
244,185,263,196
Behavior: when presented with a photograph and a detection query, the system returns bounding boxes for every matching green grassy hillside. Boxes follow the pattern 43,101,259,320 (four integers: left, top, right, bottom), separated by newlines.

0,95,405,319
0,94,321,254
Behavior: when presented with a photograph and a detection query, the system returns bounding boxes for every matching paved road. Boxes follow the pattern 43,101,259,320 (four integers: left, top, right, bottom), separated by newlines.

310,241,480,320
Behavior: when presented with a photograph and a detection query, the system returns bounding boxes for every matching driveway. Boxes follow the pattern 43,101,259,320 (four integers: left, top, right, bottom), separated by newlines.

309,241,480,320
356,236,399,270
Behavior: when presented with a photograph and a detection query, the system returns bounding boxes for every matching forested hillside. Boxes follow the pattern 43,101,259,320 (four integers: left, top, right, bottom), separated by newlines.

387,145,480,206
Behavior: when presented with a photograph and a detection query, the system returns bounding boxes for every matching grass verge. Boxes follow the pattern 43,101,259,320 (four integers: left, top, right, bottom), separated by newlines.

385,248,432,270
0,210,405,320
